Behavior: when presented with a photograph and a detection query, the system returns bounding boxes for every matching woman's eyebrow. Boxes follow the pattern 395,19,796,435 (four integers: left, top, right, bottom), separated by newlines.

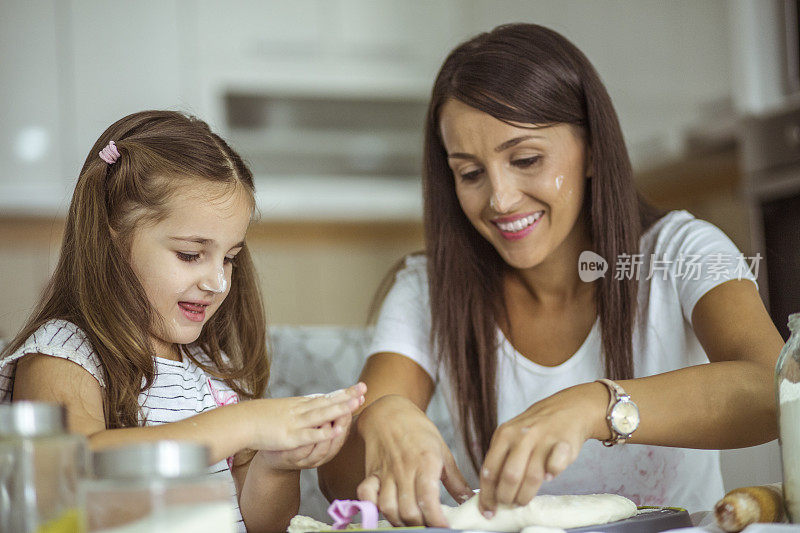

494,134,546,152
447,134,547,160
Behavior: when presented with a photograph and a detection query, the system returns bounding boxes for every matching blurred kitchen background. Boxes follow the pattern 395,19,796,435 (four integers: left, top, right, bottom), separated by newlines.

1,0,799,339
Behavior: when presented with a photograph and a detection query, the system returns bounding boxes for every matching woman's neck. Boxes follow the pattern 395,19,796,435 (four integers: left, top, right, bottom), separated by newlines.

509,217,595,306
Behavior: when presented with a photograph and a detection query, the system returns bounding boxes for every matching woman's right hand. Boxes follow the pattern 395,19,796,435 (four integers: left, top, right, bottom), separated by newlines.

355,394,473,527
243,382,366,452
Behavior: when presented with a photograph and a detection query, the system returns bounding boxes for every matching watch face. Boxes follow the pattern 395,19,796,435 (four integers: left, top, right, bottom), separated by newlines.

610,399,639,436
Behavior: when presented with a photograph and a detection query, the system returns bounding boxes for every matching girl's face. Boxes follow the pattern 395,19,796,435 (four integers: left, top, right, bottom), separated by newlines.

127,180,252,357
439,99,589,270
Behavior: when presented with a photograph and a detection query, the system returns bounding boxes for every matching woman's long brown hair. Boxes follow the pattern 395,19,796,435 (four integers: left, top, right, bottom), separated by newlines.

422,24,662,472
0,110,268,428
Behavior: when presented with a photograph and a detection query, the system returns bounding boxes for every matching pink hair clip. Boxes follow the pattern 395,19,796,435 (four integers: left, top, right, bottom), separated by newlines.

99,140,121,164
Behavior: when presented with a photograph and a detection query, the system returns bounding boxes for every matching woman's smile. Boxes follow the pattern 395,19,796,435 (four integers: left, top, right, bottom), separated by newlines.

491,211,545,240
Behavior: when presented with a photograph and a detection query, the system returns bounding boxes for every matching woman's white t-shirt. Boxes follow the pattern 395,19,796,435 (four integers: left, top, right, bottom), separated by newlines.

368,210,758,513
0,319,246,532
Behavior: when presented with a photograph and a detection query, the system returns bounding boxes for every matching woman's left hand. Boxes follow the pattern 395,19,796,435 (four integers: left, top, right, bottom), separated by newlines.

478,382,608,516
258,412,353,471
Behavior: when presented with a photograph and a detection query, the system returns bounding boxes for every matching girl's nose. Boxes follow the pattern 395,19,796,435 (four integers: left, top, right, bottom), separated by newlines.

199,265,227,294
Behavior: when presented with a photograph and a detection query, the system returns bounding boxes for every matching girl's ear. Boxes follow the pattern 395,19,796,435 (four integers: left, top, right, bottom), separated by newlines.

108,226,126,254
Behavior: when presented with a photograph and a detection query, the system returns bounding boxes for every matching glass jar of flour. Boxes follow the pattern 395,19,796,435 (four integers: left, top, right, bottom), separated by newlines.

0,401,87,533
777,313,800,522
81,441,234,533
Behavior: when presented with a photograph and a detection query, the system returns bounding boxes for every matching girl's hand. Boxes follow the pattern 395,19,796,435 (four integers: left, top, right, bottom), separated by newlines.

244,383,367,452
257,411,354,471
477,382,608,516
355,395,473,527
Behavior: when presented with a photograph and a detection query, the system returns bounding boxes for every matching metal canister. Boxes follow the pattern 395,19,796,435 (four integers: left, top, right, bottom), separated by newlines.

81,441,234,533
0,401,87,532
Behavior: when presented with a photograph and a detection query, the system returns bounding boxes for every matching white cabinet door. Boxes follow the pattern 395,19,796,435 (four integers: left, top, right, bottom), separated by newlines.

0,0,67,214
191,0,469,98
334,0,469,74
65,0,187,178
194,0,328,63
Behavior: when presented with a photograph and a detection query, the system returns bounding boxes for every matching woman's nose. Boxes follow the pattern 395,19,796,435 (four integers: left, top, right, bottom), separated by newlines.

488,173,523,214
199,264,227,294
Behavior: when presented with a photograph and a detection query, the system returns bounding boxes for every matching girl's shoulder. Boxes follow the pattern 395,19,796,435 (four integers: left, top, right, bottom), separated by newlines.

1,319,105,401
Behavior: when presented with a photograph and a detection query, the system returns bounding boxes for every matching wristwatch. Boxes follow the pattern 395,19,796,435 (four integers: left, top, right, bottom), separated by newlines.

596,378,639,446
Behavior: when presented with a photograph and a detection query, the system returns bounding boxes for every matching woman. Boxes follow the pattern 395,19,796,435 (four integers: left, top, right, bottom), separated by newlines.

318,23,782,526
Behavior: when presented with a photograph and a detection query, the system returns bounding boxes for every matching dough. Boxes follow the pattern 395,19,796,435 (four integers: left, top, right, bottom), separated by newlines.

441,493,637,531
287,515,329,533
288,493,635,532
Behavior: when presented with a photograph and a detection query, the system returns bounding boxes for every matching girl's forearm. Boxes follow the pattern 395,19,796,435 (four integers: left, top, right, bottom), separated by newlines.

238,451,301,533
88,402,252,463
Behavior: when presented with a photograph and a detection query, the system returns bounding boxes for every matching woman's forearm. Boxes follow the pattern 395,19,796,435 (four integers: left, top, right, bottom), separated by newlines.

616,360,777,448
318,417,366,501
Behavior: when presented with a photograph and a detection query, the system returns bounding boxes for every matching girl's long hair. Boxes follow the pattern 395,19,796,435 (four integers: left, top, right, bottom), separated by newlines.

1,110,268,428
423,24,662,471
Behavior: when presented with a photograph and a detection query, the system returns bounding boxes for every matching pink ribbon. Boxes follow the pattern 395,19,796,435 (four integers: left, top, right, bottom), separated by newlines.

208,378,239,407
208,379,239,469
328,499,379,530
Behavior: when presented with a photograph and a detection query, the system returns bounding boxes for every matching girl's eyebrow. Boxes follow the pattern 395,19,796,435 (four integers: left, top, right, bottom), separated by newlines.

169,236,245,248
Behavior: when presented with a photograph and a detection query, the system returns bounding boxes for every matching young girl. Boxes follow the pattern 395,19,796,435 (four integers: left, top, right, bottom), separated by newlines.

0,110,366,533
319,23,784,524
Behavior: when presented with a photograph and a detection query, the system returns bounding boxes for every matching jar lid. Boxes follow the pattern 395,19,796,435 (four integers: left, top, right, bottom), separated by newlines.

789,313,800,332
92,440,210,479
0,401,66,437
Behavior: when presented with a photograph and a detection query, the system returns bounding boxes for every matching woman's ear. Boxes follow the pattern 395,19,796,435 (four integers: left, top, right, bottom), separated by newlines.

585,147,593,179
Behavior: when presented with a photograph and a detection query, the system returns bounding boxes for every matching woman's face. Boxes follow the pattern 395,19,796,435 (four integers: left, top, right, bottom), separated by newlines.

126,180,252,357
439,99,589,270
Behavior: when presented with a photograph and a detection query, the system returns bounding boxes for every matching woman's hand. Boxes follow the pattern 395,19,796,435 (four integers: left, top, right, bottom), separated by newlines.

355,394,473,527
243,383,367,452
478,382,608,516
256,410,354,471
